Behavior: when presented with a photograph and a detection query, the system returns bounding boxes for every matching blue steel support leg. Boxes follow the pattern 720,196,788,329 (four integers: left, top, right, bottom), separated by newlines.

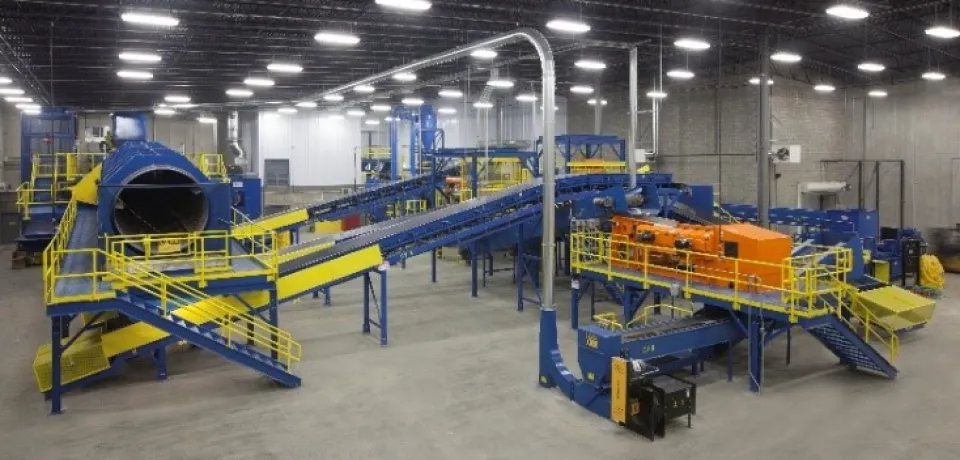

749,316,764,393
517,227,524,311
49,317,63,415
362,273,371,334
727,340,734,382
324,288,332,306
60,316,70,339
786,327,792,366
482,248,488,288
471,242,479,298
571,279,580,330
154,347,168,381
590,282,597,319
379,270,388,347
431,249,437,283
653,293,662,315
269,289,279,360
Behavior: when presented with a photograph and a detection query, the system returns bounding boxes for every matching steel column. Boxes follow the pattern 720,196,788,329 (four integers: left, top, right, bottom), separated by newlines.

362,273,371,334
758,32,772,228
570,278,580,330
379,269,388,346
628,47,638,188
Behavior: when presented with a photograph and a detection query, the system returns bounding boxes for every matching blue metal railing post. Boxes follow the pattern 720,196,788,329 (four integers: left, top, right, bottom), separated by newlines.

379,268,388,347
362,273,371,334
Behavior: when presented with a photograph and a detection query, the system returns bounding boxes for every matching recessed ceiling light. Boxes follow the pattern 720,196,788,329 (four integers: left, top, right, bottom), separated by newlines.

365,119,381,125
278,107,298,114
674,38,711,51
4,96,31,102
402,97,424,106
0,77,11,84
438,88,463,98
225,88,253,97
474,101,494,109
814,84,836,93
587,99,608,106
646,90,667,99
164,95,190,103
117,70,153,80
197,116,217,124
371,104,392,112
858,62,885,72
667,69,695,80
471,49,498,59
314,31,361,45
267,62,303,73
922,71,947,81
868,89,888,98
516,93,538,102
121,12,179,27
0,88,25,95
437,107,457,114
575,59,607,70
354,85,376,93
265,101,283,104
154,108,176,116
296,101,318,108
323,94,344,102
119,52,162,63
244,77,275,86
393,72,417,82
546,19,591,34
826,4,870,20
487,79,514,88
375,0,432,11
748,77,774,85
926,25,960,39
771,52,802,63
16,103,40,110
347,109,366,116
570,85,594,94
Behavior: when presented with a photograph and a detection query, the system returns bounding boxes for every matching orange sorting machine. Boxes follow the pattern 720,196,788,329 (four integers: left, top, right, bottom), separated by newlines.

610,216,792,291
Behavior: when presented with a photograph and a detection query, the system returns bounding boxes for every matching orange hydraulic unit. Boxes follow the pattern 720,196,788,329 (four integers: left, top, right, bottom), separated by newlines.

609,216,791,292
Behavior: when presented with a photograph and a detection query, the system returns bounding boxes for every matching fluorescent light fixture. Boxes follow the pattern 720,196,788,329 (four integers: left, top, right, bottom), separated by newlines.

371,104,392,112
23,109,40,116
347,109,366,116
173,103,196,109
375,0,432,11
296,101,318,108
278,107,298,114
487,79,514,89
646,90,667,99
226,88,253,97
267,62,303,73
438,88,463,98
473,101,494,109
354,85,376,93
154,108,176,116
365,119,381,125
16,103,40,110
587,99,608,106
570,85,594,94
471,49,498,59
0,77,11,84
393,72,417,82
926,25,960,39
814,84,837,93
197,116,217,124
858,62,885,72
546,19,590,34
164,95,190,103
121,12,179,27
0,88,25,95
314,31,361,45
384,116,395,122
923,71,947,81
748,77,774,85
868,89,888,98
117,70,153,80
674,38,711,51
666,69,695,80
4,96,31,102
826,4,870,20
516,93,538,102
244,77,275,86
575,59,607,70
771,52,802,63
265,101,283,104
437,107,457,114
402,97,424,106
119,52,162,63
322,94,344,102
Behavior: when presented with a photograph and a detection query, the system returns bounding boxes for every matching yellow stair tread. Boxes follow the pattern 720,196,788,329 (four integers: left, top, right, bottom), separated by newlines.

33,330,110,392
859,286,935,314
101,323,170,357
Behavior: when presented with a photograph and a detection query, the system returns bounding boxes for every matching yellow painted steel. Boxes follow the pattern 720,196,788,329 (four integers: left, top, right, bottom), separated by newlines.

100,322,170,357
72,163,101,205
873,260,891,283
313,221,342,234
184,153,228,181
276,245,383,299
235,208,311,234
854,285,936,332
33,330,110,393
610,357,628,424
459,157,533,201
628,304,694,327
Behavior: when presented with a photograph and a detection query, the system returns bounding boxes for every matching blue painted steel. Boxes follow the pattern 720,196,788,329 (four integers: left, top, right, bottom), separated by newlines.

420,105,437,155
539,134,627,174
20,107,76,184
232,174,263,220
389,116,400,181
802,315,897,377
679,185,715,218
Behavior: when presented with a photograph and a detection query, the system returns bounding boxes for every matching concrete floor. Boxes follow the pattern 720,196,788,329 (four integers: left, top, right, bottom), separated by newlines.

1,244,959,460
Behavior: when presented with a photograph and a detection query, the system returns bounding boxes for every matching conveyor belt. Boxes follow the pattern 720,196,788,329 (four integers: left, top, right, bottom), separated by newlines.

620,316,730,342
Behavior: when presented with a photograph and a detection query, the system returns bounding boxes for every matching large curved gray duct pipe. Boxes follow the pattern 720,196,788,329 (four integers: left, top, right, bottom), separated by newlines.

227,111,247,166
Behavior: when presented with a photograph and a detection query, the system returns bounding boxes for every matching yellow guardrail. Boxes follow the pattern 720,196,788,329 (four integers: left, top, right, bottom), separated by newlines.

570,231,852,322
841,287,900,363
42,198,82,305
386,199,427,218
628,304,694,327
459,158,532,201
365,147,390,157
185,153,228,181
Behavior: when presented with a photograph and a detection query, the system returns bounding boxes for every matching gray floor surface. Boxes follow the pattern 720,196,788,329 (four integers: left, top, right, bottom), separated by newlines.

1,245,958,460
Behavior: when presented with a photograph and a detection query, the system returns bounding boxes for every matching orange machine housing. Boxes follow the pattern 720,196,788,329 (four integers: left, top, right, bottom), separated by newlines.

610,216,792,292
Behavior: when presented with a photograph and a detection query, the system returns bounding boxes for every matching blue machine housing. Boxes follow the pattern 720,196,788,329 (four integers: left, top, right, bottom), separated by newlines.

97,142,232,248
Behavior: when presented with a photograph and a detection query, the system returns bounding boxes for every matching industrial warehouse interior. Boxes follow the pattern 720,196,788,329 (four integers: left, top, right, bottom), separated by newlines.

2,0,960,458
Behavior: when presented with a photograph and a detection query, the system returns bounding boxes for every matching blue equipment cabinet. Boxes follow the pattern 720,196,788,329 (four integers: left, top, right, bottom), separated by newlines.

231,174,263,220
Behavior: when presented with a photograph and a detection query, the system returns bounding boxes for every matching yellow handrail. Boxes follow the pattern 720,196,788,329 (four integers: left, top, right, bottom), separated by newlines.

840,287,900,363
627,304,694,328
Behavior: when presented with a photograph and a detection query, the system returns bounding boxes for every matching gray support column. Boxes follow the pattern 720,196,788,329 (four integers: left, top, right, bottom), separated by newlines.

628,47,638,188
758,32,771,228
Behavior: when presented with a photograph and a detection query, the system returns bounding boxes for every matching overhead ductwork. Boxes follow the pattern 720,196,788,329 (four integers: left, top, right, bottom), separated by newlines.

227,111,247,167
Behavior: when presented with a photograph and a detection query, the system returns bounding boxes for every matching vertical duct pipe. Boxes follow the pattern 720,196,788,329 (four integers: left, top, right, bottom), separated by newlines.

593,81,602,134
758,32,772,228
227,111,246,169
628,47,638,188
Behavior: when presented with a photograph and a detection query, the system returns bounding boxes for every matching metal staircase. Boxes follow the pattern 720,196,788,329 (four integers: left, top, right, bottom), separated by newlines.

803,293,899,378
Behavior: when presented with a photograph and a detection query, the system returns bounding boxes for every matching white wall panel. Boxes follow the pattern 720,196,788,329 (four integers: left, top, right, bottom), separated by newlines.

258,112,362,187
